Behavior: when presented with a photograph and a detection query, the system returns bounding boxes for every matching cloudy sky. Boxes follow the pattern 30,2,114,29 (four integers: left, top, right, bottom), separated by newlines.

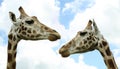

0,0,120,69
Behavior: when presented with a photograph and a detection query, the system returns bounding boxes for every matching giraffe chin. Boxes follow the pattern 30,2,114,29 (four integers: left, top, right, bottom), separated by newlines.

60,53,70,57
59,51,70,57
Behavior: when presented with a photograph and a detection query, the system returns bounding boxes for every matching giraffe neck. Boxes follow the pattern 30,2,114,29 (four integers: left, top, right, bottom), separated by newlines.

97,41,118,69
7,33,20,69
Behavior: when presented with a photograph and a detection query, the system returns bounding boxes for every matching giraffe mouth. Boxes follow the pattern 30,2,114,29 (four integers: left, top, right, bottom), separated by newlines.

59,49,70,57
48,34,61,41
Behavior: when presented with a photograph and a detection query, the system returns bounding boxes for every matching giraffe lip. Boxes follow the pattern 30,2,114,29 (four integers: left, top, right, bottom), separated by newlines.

61,53,70,57
48,34,61,41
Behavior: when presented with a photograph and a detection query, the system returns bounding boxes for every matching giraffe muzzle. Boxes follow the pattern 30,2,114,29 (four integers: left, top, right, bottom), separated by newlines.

48,33,61,41
59,48,70,57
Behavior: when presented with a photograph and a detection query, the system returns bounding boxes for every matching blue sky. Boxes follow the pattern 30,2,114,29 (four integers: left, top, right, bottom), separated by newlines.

0,0,2,4
58,0,95,29
0,0,120,69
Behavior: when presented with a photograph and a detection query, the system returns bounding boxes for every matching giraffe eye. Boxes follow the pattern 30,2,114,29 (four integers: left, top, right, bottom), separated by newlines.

25,20,34,24
80,32,87,36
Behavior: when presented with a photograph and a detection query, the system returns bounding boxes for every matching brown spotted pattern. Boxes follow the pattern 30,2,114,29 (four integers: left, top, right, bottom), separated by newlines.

59,19,118,69
7,6,60,69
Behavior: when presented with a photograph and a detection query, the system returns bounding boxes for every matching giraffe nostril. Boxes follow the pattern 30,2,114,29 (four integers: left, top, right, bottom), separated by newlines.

53,30,57,32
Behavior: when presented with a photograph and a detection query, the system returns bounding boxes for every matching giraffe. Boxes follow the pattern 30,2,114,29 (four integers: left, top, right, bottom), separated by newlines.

7,6,61,69
59,19,118,69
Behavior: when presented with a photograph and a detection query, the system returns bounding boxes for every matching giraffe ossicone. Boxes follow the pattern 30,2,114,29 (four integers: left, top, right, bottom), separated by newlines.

7,6,61,69
59,19,118,69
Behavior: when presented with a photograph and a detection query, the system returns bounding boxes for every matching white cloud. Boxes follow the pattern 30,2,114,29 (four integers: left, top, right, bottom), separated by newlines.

0,46,7,69
0,0,97,69
62,0,95,13
16,40,97,69
113,49,120,68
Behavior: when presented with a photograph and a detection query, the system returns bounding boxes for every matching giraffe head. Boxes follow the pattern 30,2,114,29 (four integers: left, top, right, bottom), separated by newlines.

9,6,61,41
59,20,101,57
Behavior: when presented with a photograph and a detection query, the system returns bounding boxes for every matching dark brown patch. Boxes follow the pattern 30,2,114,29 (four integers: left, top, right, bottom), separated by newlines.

15,28,18,32
24,27,27,30
82,46,86,49
84,40,87,44
13,44,17,50
12,61,16,69
21,26,25,30
36,34,42,37
44,27,48,30
14,52,17,58
106,47,111,56
7,66,10,69
68,41,72,45
19,29,21,33
20,24,22,27
31,35,34,38
8,53,12,62
22,32,26,35
8,41,12,50
76,47,80,50
33,30,36,34
89,36,92,40
88,40,92,44
86,45,88,48
87,37,90,40
95,42,98,46
99,43,103,48
108,59,115,68
8,34,13,40
27,30,31,33
13,36,16,41
92,37,95,41
89,33,92,35
95,36,99,40
27,34,30,37
102,41,107,46
17,35,20,38
100,51,105,57
104,60,107,65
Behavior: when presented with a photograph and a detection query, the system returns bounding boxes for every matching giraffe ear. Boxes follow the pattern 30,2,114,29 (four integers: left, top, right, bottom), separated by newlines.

85,20,92,30
93,19,100,34
19,6,28,19
9,12,17,23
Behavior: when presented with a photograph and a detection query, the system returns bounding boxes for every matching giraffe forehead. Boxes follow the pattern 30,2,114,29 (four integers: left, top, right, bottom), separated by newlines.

17,16,53,31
